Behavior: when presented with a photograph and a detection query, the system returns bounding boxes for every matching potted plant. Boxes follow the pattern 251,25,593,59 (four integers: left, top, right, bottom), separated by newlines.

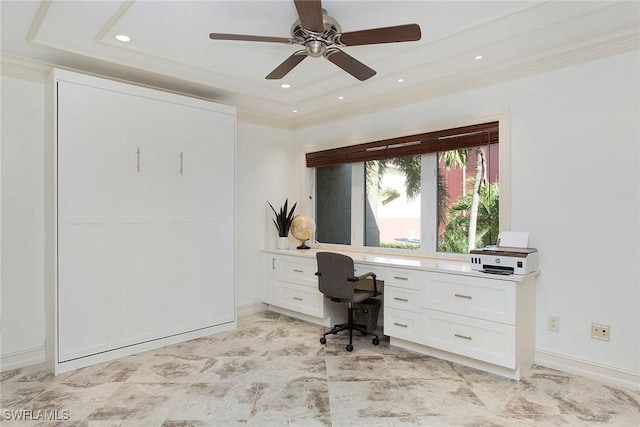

268,199,297,249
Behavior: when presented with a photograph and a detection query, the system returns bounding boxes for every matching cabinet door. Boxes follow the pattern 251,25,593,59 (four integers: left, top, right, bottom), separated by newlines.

423,272,516,324
117,94,168,343
422,309,516,368
264,255,279,305
196,111,236,326
57,82,118,361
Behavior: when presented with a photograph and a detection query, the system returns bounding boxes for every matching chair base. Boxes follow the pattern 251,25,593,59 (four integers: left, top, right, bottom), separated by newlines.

319,303,380,352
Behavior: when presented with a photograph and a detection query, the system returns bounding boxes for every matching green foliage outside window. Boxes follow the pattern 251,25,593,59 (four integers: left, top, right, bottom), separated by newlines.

439,181,500,253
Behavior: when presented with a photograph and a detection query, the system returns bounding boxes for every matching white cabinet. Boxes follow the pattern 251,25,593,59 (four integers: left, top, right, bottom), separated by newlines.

261,249,536,380
49,69,236,373
385,269,535,380
263,254,345,327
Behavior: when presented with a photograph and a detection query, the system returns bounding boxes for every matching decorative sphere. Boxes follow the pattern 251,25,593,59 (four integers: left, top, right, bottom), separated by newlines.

291,215,316,242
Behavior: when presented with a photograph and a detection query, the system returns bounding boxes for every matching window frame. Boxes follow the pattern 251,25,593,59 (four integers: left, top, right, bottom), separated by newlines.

307,114,510,259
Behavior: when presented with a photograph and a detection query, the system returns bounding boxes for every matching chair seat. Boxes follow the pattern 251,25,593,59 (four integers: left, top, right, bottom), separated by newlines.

329,290,374,304
352,289,375,304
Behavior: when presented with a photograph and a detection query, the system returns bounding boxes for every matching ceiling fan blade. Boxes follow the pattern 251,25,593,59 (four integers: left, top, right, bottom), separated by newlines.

294,0,324,33
337,23,421,46
324,48,376,81
209,33,294,44
266,51,308,79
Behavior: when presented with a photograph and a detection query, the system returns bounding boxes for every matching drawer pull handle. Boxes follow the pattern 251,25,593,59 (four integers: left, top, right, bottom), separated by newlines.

293,269,303,273
454,333,472,340
394,297,409,302
393,322,408,328
393,276,409,281
293,297,303,301
454,293,473,299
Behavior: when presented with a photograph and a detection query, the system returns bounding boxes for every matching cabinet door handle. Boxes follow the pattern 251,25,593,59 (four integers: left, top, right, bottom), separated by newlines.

293,269,303,273
393,276,408,281
454,333,472,340
293,297,303,301
454,293,472,299
136,147,141,173
393,322,408,328
394,297,409,302
272,258,276,270
179,152,183,176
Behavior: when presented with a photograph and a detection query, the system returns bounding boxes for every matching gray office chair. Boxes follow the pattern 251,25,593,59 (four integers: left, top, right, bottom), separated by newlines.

315,252,380,352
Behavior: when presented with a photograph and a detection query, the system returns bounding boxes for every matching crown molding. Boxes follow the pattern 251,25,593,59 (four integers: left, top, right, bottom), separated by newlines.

236,109,294,130
0,54,52,81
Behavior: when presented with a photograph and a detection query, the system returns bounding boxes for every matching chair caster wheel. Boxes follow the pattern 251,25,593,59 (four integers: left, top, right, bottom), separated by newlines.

320,337,326,345
346,344,353,352
372,338,380,345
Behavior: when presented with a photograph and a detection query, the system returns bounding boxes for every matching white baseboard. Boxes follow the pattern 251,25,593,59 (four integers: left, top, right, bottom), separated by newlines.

536,349,640,391
1,346,45,372
237,301,267,317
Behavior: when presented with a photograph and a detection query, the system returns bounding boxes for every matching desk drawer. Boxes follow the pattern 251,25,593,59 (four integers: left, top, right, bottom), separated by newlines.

386,268,422,290
423,273,516,324
277,281,324,318
385,286,421,313
422,309,515,368
384,307,421,343
279,257,318,287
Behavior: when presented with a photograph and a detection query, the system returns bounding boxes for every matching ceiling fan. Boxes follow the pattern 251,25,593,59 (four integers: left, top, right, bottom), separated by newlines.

209,0,421,81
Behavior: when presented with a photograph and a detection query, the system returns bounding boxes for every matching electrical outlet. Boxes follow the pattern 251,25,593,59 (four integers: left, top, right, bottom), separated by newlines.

591,323,610,341
548,315,559,332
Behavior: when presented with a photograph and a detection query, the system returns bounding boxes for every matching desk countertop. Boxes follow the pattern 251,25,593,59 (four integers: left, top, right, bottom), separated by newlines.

262,248,537,282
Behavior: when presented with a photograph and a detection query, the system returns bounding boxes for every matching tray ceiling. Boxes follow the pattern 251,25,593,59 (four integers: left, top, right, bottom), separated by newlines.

1,0,639,128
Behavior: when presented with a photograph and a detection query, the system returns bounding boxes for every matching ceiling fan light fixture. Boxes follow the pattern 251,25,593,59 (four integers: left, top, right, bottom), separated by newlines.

305,39,326,58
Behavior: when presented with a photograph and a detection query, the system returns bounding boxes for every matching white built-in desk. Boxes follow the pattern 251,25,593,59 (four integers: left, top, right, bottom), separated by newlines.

262,248,538,380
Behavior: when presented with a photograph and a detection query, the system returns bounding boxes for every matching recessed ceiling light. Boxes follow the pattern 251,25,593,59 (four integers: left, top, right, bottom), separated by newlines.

115,34,131,42
292,109,298,113
397,78,404,83
338,96,344,100
475,55,483,60
280,83,291,89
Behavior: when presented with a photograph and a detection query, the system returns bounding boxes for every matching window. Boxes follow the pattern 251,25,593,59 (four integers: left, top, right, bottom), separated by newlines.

437,143,499,253
315,164,352,245
364,156,421,250
309,121,502,256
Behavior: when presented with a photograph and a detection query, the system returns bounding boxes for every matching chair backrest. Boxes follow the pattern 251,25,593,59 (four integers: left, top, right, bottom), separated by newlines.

316,252,356,301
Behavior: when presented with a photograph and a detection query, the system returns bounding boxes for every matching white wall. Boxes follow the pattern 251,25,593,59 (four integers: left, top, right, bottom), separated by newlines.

294,51,640,379
235,121,299,309
0,74,46,369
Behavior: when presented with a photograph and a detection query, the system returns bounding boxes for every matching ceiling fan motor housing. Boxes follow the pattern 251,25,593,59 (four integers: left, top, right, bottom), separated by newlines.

291,9,341,57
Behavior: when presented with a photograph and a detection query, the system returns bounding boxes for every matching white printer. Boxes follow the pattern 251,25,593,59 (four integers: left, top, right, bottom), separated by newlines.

469,246,539,275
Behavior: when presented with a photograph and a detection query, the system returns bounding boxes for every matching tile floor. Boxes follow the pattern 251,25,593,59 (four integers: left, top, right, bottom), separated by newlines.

1,310,639,426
